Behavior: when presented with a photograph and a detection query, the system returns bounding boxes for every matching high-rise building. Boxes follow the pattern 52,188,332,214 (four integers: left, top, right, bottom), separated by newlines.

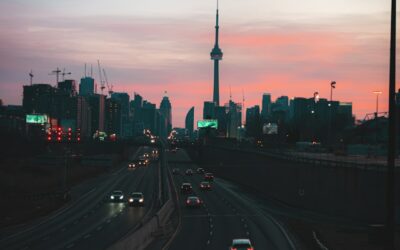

142,100,157,133
185,107,194,139
79,77,95,96
226,100,242,138
210,4,223,106
105,98,121,136
58,80,77,97
261,93,271,120
203,101,215,119
111,92,130,137
246,105,261,137
160,95,172,134
23,84,56,114
87,94,106,134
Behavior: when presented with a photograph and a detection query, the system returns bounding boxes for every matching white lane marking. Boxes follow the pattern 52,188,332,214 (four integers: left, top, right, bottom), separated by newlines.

210,231,213,236
96,226,103,231
246,231,250,236
83,234,91,239
106,219,111,224
207,240,211,245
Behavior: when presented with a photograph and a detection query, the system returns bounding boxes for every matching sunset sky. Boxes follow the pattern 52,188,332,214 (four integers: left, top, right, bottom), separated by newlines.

0,0,397,127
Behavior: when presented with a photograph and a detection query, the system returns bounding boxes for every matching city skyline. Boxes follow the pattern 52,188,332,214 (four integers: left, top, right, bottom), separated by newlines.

0,0,396,127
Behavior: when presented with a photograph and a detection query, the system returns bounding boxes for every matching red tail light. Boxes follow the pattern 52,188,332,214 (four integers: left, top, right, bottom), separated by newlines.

186,200,190,204
247,248,253,250
47,136,51,141
230,248,237,250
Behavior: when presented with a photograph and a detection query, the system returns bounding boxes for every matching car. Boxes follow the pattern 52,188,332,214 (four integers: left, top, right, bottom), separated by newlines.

143,153,150,158
204,172,214,181
185,169,193,176
199,181,212,191
196,168,205,174
185,196,203,208
230,239,254,250
128,162,136,169
180,183,192,194
128,192,144,206
171,148,177,153
110,190,124,202
172,168,180,175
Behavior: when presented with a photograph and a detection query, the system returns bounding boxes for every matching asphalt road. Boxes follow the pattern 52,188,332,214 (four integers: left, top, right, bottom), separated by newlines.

166,149,296,250
0,146,159,250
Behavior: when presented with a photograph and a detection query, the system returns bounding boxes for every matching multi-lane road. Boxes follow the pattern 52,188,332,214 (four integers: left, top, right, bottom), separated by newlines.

0,146,159,250
1,145,298,250
166,148,296,250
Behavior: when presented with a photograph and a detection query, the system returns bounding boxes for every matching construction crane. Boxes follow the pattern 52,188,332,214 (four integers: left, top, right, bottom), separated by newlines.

102,68,114,96
49,67,62,85
29,70,34,85
97,60,105,94
61,68,71,81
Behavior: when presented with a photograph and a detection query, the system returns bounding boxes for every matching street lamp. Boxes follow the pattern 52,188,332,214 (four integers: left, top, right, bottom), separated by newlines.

372,90,382,119
328,81,336,146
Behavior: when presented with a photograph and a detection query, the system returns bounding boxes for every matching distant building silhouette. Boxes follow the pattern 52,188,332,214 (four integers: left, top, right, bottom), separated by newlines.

160,95,172,134
261,93,271,121
185,107,194,139
203,101,215,119
79,77,95,96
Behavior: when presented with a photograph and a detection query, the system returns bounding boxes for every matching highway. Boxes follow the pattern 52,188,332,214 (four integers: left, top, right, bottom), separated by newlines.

166,148,296,250
0,146,159,250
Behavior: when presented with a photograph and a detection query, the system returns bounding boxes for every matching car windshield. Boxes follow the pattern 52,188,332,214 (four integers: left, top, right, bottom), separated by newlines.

131,193,142,198
113,191,122,195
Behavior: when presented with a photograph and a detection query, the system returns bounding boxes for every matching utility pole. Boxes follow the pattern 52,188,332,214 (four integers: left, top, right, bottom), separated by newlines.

328,81,336,146
386,0,396,249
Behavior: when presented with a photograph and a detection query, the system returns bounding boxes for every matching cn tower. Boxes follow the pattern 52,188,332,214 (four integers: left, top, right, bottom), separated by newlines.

210,0,223,106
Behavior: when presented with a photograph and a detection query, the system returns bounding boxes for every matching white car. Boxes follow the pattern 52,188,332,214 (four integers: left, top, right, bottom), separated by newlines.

230,239,254,250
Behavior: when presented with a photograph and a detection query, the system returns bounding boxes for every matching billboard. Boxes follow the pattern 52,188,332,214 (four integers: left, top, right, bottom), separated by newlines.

263,123,278,135
197,119,218,129
26,114,48,124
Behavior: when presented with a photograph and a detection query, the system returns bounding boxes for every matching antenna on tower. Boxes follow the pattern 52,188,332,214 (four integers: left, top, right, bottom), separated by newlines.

29,70,34,86
84,63,87,77
90,64,93,78
229,85,232,101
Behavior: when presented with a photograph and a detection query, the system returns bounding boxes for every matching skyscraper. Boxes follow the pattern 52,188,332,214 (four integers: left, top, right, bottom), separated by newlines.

261,93,271,120
160,94,172,134
185,107,194,139
79,77,95,96
210,2,223,106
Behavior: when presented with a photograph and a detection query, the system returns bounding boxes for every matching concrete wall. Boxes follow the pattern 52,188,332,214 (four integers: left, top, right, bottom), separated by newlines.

188,145,400,223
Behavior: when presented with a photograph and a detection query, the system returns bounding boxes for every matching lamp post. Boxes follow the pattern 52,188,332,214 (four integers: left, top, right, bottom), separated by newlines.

328,81,336,146
373,90,382,118
386,0,396,249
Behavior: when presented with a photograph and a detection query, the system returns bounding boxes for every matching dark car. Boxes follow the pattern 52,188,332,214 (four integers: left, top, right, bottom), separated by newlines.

196,168,205,174
185,196,203,208
185,169,193,176
128,162,137,169
172,168,180,175
128,192,144,206
200,181,212,191
230,239,254,250
180,183,193,194
110,190,124,202
204,172,214,181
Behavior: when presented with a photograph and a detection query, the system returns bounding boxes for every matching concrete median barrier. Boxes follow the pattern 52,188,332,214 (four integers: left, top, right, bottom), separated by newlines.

108,199,174,250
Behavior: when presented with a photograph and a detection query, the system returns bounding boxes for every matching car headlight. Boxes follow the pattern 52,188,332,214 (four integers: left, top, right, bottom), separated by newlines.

120,196,124,199
111,196,114,199
139,198,144,203
129,198,133,202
